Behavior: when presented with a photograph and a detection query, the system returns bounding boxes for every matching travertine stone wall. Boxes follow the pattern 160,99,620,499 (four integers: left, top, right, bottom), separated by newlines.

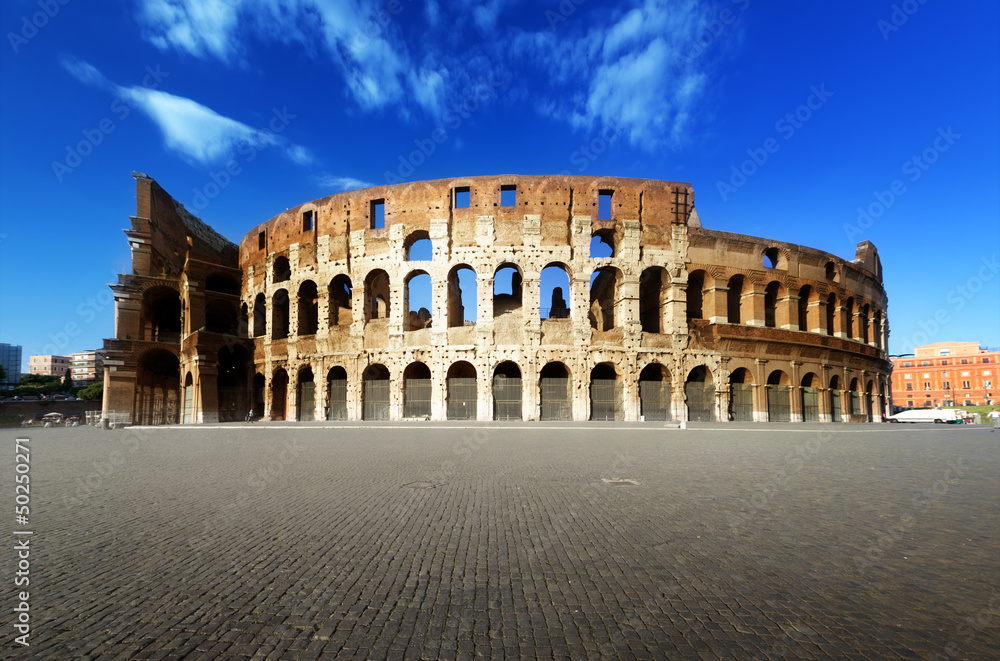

103,174,891,425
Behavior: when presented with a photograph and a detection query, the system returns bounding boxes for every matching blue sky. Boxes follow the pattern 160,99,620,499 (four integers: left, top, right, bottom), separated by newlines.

1,0,998,370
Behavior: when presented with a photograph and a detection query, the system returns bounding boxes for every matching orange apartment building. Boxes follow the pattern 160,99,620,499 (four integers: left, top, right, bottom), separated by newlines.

28,354,70,377
891,341,998,409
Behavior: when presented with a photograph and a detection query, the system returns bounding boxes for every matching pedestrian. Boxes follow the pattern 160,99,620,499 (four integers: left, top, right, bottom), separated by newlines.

988,408,1000,432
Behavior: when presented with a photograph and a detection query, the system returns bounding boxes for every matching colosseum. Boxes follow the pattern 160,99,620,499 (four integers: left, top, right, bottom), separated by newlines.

101,172,891,425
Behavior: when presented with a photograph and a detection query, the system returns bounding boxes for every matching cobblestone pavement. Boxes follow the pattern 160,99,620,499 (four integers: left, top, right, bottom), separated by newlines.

1,423,997,660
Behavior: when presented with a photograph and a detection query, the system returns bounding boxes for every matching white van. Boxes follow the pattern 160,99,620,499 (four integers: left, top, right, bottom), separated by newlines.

888,408,965,424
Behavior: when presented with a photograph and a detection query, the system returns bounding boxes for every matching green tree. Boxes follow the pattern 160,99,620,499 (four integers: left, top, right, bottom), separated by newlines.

0,365,6,383
78,382,104,402
63,370,73,389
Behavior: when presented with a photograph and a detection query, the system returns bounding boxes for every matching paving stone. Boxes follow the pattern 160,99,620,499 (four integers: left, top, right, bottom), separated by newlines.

0,423,996,660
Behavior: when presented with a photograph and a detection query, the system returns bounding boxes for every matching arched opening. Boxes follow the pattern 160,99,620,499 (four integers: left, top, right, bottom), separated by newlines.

873,309,883,350
272,289,289,340
362,364,390,420
826,293,837,336
589,267,622,331
825,261,837,281
859,304,870,344
327,366,348,420
801,373,820,422
297,281,319,336
205,299,239,335
849,377,861,417
797,285,812,332
540,264,571,319
829,375,842,422
493,264,523,318
328,275,353,327
639,363,671,421
447,361,477,420
405,271,433,331
404,231,432,261
297,366,315,421
206,273,241,296
639,267,667,333
729,368,754,422
590,363,622,421
142,286,181,342
727,275,744,324
253,293,266,338
493,361,522,421
590,230,615,257
273,257,291,283
539,362,572,420
136,348,180,425
182,371,194,424
764,282,781,328
271,368,288,421
763,247,779,269
766,370,791,422
216,345,249,422
686,271,705,321
844,298,855,339
685,366,715,421
403,362,432,418
252,372,265,419
448,265,477,328
365,270,390,321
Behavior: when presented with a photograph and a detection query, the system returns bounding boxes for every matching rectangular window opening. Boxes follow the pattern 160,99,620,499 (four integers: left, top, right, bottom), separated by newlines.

258,231,265,250
302,210,314,232
370,199,385,229
454,187,470,209
598,190,613,220
501,185,516,207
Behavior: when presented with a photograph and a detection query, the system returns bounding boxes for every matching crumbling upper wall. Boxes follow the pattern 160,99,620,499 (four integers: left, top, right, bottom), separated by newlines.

131,172,238,278
238,175,695,270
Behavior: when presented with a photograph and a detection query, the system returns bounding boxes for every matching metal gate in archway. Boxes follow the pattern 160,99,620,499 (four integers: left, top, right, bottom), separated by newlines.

590,379,623,421
730,384,753,422
831,390,842,422
767,385,791,422
802,387,819,422
298,381,315,421
493,376,522,420
639,381,671,421
183,383,193,424
404,379,432,418
327,378,347,420
540,377,571,421
685,382,715,422
447,378,477,420
363,379,390,420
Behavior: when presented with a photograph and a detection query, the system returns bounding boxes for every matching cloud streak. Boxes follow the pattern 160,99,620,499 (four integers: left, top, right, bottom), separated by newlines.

61,55,310,166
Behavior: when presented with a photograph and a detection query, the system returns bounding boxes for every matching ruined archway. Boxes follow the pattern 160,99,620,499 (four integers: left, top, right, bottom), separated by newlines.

493,361,522,421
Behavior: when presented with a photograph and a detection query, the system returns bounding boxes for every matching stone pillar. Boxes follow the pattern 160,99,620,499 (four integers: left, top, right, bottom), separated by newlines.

789,361,803,422
744,284,766,327
706,284,729,324
834,304,848,339
778,294,796,330
808,299,826,334
431,367,445,421
754,358,769,422
819,364,832,423
195,355,220,424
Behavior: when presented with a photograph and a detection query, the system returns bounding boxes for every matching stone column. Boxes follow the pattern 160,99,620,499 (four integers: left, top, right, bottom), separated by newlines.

706,283,729,324
754,358,769,422
744,283,766,327
778,293,796,330
789,361,803,422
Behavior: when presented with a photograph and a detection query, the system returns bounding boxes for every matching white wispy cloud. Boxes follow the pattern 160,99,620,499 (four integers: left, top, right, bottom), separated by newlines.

61,56,311,166
132,0,721,151
516,0,718,149
316,175,375,192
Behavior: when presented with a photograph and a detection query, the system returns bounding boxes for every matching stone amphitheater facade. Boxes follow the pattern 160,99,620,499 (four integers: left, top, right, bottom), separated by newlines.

101,173,891,425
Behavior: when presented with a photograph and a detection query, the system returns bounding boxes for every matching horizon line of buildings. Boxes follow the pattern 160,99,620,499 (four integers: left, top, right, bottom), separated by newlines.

0,344,104,388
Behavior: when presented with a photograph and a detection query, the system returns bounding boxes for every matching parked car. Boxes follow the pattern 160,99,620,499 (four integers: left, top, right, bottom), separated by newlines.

888,409,965,424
